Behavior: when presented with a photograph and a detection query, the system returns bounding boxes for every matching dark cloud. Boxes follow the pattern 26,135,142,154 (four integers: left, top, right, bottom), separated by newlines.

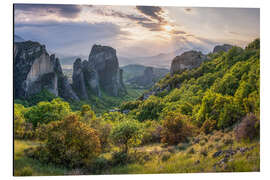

93,8,165,31
14,4,82,18
94,8,150,22
136,6,165,23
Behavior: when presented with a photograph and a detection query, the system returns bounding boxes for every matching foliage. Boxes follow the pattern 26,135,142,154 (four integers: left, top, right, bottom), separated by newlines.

136,96,164,122
120,100,141,112
195,91,242,129
161,112,196,145
111,118,142,153
246,38,260,50
24,98,71,127
14,104,35,139
32,114,101,168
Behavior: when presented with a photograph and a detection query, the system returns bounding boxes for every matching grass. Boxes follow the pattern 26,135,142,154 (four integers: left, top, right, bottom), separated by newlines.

14,140,68,176
14,130,260,176
104,130,260,174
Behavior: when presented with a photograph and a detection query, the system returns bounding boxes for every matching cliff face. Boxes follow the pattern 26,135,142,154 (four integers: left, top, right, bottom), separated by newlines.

14,41,78,101
170,51,207,74
72,44,126,99
88,45,126,96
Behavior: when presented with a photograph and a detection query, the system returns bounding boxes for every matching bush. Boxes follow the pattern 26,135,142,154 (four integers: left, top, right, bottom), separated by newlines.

136,96,164,122
120,100,141,112
24,98,71,127
111,151,129,165
111,118,142,153
161,112,195,145
89,156,110,174
196,91,242,129
33,114,101,168
235,113,260,141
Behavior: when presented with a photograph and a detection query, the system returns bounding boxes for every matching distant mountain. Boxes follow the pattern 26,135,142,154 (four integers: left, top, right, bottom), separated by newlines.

14,34,25,42
119,46,210,69
121,64,169,88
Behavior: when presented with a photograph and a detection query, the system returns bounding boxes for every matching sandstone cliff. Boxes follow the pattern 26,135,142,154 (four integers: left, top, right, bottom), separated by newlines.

14,41,79,101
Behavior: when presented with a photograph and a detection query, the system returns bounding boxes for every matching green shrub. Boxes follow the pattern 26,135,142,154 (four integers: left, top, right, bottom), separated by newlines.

120,100,141,112
136,96,164,122
24,98,71,127
111,151,129,165
196,91,242,129
111,118,142,153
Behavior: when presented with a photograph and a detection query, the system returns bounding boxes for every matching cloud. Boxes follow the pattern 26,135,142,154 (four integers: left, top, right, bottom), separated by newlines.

171,30,186,35
15,21,129,56
137,22,163,31
185,8,192,12
136,6,165,23
14,4,82,18
93,8,150,22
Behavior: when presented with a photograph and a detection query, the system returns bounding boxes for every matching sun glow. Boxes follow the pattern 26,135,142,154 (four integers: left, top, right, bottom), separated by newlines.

163,25,173,32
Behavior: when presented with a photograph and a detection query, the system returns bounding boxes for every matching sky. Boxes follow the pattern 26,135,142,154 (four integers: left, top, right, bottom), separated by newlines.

14,4,260,63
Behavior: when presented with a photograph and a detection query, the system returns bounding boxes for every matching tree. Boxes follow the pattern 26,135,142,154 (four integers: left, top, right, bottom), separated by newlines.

24,98,71,127
111,118,142,153
36,114,101,168
80,104,96,124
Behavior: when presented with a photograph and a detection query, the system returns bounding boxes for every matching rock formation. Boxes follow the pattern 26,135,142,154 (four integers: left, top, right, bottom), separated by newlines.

72,44,126,99
213,44,233,53
14,41,78,101
170,50,207,74
88,45,126,96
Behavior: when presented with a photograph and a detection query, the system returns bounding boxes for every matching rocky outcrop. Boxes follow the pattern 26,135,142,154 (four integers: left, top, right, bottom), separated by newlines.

170,50,207,74
14,41,79,101
213,44,233,53
88,45,126,96
72,44,126,99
